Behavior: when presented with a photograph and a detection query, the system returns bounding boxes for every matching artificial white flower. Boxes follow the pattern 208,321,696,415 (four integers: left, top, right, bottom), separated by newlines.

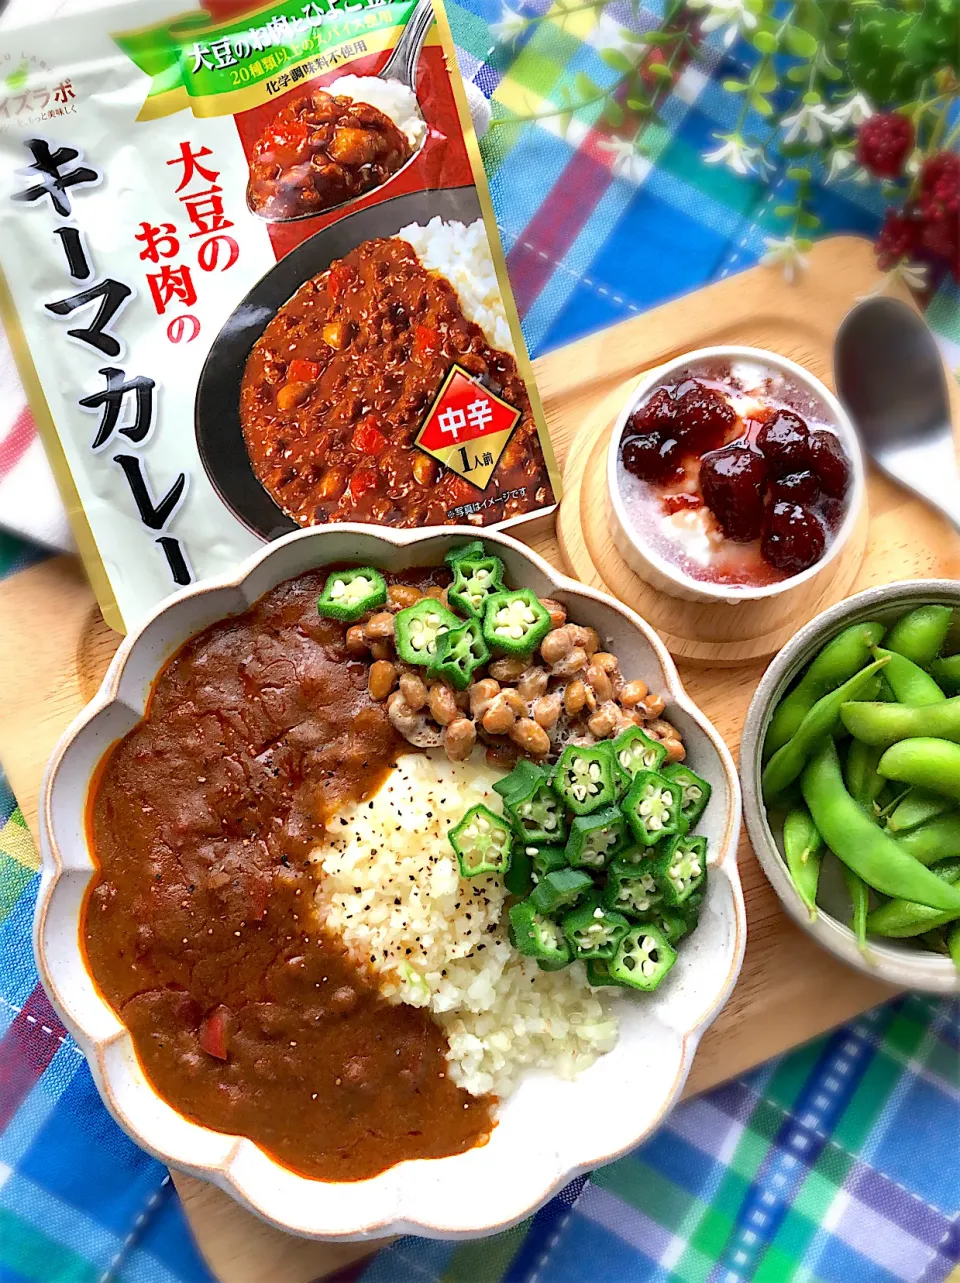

597,136,648,183
893,260,929,290
761,235,809,283
861,259,930,299
593,13,643,60
781,100,842,145
491,4,526,44
826,156,874,185
829,93,874,130
826,147,855,183
703,132,768,176
686,0,757,47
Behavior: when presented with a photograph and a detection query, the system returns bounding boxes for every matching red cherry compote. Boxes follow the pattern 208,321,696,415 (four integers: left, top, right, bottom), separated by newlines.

616,360,852,588
699,443,767,542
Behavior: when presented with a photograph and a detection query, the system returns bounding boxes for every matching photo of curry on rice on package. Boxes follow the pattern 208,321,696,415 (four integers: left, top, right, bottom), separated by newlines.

0,0,560,631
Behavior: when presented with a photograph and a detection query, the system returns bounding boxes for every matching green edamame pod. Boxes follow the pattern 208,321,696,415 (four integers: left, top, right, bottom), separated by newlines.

929,655,960,691
886,790,953,834
948,923,960,973
896,813,960,866
856,675,882,706
801,740,960,911
875,675,897,702
845,739,885,813
919,930,950,955
841,865,870,953
762,657,889,801
876,785,911,821
884,605,953,667
763,621,886,760
841,698,960,749
877,737,960,800
864,858,960,937
765,785,804,829
871,648,945,707
782,806,823,920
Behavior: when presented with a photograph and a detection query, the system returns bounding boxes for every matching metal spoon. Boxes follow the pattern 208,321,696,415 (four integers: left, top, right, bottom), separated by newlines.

246,0,434,223
835,295,960,530
378,0,492,134
379,0,435,89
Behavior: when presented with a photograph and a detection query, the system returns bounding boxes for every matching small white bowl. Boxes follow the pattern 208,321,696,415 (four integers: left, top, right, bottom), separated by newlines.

606,345,866,605
34,524,746,1241
741,579,960,994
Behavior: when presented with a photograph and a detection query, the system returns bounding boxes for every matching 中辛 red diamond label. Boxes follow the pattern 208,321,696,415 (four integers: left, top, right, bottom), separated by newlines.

415,364,522,490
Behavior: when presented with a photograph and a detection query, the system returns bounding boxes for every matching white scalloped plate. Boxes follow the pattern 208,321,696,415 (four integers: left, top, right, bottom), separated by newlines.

34,525,745,1241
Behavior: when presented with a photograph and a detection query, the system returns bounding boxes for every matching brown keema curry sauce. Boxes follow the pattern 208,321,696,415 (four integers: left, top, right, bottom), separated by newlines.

82,569,493,1182
239,237,552,528
247,90,414,221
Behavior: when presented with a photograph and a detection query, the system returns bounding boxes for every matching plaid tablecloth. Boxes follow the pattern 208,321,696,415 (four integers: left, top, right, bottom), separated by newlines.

1,1,959,1280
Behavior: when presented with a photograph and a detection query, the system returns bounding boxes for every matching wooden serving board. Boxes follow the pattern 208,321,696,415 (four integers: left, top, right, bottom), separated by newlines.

1,235,953,1283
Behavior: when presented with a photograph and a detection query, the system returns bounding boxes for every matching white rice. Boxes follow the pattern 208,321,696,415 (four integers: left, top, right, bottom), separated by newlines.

326,74,427,150
315,752,618,1097
396,218,516,355
318,753,507,1007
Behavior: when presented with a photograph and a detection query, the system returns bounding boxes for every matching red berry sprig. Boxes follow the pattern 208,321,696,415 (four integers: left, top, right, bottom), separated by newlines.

866,137,960,283
875,208,920,271
857,112,915,179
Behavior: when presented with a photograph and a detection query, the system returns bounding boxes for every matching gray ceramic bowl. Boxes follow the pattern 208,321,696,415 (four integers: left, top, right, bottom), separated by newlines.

741,579,960,994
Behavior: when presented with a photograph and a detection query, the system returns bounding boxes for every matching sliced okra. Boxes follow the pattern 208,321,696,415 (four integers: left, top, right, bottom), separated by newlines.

612,725,667,784
430,617,490,690
642,907,690,945
622,769,683,846
552,743,619,816
509,899,572,969
482,589,552,656
444,540,487,567
682,888,705,923
609,923,677,992
504,847,534,897
528,843,568,881
586,956,622,987
663,762,712,829
603,859,663,918
564,805,627,870
530,867,593,915
394,598,459,665
653,833,707,908
615,844,651,866
493,759,567,844
317,567,387,622
561,897,630,960
448,554,506,619
448,803,513,877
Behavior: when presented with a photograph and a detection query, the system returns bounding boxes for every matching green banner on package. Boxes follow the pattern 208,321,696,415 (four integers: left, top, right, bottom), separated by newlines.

114,0,418,118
